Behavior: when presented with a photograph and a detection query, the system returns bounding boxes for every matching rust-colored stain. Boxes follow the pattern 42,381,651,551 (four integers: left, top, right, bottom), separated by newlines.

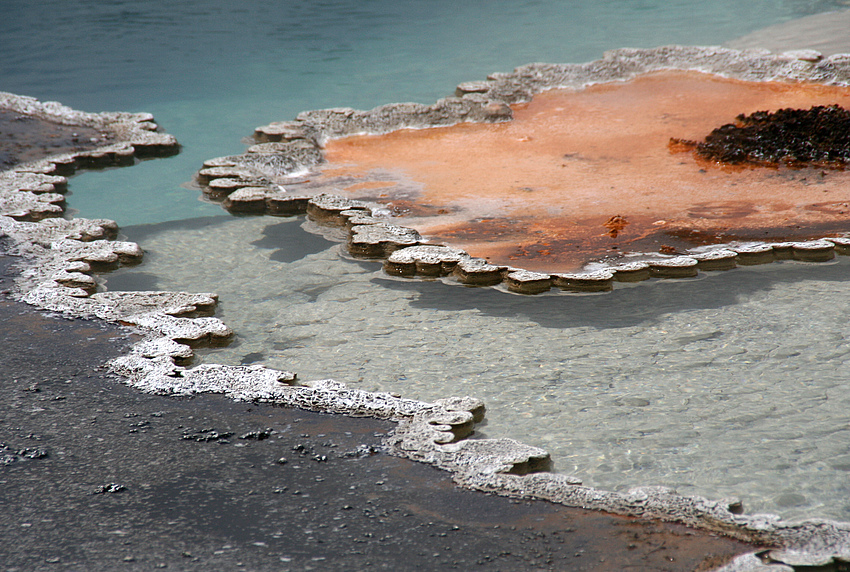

344,180,397,193
321,71,850,272
604,214,629,238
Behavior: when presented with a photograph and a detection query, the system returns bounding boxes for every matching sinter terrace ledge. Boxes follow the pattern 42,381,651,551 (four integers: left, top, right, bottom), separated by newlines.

196,45,850,295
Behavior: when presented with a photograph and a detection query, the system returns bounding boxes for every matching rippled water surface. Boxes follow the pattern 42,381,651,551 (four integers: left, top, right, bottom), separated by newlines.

4,0,850,521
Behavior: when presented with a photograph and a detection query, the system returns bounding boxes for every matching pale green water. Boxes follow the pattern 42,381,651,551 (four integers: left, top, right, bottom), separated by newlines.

5,0,850,522
107,215,850,522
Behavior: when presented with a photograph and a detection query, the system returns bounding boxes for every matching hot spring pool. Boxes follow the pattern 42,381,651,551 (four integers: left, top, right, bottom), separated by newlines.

5,0,850,522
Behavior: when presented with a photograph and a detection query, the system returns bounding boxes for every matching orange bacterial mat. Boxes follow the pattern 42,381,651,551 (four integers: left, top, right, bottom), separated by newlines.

320,71,850,272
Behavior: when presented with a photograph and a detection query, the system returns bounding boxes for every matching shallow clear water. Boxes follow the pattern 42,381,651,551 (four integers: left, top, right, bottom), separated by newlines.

5,0,850,521
107,215,850,522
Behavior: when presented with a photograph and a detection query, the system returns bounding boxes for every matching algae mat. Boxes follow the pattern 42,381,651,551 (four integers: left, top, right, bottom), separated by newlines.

321,71,850,272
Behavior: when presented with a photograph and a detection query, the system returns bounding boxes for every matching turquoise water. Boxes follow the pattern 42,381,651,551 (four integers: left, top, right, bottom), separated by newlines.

5,1,850,521
2,0,845,225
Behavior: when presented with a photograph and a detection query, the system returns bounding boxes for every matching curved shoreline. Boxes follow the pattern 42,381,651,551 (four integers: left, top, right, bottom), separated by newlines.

4,47,850,569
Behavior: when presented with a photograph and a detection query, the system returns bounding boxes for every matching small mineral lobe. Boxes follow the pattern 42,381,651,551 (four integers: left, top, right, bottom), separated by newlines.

321,71,850,272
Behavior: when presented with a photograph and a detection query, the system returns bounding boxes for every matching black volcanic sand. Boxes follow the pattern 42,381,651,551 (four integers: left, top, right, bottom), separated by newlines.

0,111,761,570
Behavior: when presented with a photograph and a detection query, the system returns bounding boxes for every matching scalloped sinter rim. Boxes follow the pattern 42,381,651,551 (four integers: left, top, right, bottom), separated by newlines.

0,91,179,222
320,72,850,272
190,46,850,565
197,45,850,295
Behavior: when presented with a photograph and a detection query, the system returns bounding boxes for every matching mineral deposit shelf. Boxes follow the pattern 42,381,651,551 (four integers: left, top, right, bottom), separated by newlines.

320,71,850,272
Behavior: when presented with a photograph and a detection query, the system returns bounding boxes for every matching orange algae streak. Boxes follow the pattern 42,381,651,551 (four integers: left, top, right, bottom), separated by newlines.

344,180,397,193
322,71,850,272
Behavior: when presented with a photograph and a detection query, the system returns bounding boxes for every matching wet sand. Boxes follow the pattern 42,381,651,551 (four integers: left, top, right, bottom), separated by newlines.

322,71,850,272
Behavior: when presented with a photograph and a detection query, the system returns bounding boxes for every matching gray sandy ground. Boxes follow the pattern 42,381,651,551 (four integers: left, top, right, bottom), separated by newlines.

0,255,756,570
